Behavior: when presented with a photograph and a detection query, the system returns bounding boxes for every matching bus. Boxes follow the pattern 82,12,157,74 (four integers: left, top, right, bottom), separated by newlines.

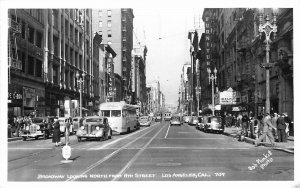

99,101,139,134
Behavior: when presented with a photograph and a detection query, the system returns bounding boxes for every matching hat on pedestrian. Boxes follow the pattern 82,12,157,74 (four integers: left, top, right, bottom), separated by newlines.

282,112,288,116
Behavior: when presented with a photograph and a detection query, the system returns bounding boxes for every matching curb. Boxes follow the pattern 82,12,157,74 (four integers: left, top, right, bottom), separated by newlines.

223,132,294,154
8,137,22,142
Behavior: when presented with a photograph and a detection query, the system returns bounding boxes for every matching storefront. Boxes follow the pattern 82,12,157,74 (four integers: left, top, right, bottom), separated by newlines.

8,83,23,117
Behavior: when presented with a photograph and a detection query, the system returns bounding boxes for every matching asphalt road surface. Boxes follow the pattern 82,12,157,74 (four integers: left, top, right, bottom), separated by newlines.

7,121,294,181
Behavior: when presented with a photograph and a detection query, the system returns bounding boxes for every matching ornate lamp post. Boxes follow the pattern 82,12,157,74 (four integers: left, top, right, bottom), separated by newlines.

195,86,201,116
207,67,217,116
76,71,86,117
258,8,278,114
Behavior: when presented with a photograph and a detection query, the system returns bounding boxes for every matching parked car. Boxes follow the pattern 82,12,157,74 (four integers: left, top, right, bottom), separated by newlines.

170,115,182,126
183,116,190,123
189,116,198,126
139,116,151,127
76,116,112,141
203,116,224,134
196,116,204,130
20,116,55,141
72,116,84,134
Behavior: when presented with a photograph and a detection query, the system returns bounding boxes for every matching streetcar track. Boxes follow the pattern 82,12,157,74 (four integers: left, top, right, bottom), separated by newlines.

112,124,168,181
66,122,162,181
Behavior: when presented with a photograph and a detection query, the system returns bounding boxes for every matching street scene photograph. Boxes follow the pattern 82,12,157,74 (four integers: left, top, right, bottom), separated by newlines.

0,0,299,187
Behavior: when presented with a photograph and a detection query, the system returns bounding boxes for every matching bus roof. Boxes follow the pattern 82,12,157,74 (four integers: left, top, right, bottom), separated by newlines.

100,101,139,110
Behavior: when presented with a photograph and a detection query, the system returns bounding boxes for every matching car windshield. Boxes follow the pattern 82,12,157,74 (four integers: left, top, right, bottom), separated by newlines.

31,118,43,123
111,110,121,117
172,116,180,120
86,118,104,123
140,116,148,120
211,117,221,122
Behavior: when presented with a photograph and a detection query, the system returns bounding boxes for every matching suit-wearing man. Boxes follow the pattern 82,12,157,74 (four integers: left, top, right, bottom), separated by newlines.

255,114,277,147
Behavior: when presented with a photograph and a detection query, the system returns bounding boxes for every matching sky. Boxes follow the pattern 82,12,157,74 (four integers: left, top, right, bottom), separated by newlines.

133,8,204,106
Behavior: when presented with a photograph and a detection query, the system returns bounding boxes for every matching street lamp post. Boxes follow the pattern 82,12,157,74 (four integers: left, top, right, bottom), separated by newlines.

76,72,86,117
258,8,278,115
207,67,217,116
195,86,201,116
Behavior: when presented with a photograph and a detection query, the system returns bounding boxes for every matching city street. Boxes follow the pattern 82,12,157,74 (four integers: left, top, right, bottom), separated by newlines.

8,121,294,181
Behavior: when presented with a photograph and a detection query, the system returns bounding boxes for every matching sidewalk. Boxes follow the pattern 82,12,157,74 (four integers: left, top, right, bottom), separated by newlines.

223,127,294,154
8,136,23,142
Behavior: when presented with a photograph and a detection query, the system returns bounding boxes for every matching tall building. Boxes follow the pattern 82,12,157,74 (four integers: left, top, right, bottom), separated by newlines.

197,8,293,120
92,9,134,102
8,9,96,118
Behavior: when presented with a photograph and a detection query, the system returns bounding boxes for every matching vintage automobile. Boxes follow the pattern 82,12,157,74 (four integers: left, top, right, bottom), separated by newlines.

170,115,182,126
188,116,198,126
76,116,112,141
203,116,224,134
20,116,55,141
72,116,84,134
196,116,204,130
139,116,151,127
155,114,162,122
183,116,191,123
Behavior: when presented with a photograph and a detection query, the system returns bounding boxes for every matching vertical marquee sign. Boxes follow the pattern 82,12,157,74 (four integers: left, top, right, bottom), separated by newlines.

205,16,211,67
107,57,115,98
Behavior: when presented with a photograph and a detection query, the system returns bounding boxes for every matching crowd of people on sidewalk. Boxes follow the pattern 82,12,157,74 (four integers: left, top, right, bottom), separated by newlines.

223,111,293,146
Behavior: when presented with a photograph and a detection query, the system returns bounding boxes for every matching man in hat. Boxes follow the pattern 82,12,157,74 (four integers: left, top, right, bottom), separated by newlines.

255,113,277,147
276,113,287,142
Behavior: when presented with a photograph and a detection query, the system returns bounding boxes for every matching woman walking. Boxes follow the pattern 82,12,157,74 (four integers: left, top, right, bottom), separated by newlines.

52,119,61,146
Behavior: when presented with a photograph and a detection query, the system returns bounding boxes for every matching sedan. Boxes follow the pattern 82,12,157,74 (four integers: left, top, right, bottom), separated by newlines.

76,116,112,141
139,116,151,127
170,116,182,126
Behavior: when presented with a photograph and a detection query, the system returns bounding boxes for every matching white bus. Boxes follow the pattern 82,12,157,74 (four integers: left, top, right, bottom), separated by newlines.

99,101,139,134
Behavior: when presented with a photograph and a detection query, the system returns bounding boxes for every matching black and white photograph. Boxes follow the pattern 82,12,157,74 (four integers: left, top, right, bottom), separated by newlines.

0,0,299,187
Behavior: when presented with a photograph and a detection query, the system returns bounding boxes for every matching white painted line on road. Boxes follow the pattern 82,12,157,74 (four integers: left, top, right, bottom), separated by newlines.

66,123,160,182
147,146,251,150
164,124,170,139
8,148,53,150
162,138,226,140
177,132,196,134
112,123,166,181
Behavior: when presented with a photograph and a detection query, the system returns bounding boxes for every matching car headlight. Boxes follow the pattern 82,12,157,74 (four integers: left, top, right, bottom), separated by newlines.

25,126,29,131
37,125,41,130
80,126,85,130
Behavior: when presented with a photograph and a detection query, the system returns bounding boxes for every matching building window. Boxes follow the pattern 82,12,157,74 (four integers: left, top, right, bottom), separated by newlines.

53,66,58,84
53,36,59,56
75,29,78,44
99,21,102,28
99,30,103,37
65,19,69,37
70,25,73,41
107,10,112,17
21,52,26,73
53,9,59,29
36,31,42,48
28,26,34,44
98,10,102,17
21,21,26,39
28,55,34,76
107,20,111,28
36,59,42,78
108,30,112,38
86,20,90,35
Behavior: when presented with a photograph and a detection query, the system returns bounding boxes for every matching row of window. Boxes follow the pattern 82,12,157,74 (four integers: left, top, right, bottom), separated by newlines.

98,10,112,17
15,49,43,78
98,20,112,28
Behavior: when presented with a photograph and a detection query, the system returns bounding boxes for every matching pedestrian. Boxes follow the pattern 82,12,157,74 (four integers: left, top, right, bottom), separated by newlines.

283,113,291,138
276,113,287,142
241,113,250,137
255,113,277,147
52,119,61,147
271,113,279,141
